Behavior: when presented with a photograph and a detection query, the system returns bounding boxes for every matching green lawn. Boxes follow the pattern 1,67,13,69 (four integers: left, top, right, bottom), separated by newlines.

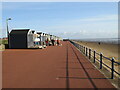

0,39,8,50
0,39,8,44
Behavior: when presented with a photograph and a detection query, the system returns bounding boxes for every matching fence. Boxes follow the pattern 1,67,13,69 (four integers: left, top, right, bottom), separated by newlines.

69,40,120,79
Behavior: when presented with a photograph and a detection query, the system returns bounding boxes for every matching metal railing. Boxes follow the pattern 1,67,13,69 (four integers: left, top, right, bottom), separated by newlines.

69,40,120,79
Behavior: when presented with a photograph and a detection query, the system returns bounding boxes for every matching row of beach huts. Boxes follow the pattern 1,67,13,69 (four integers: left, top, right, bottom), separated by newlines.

8,29,63,49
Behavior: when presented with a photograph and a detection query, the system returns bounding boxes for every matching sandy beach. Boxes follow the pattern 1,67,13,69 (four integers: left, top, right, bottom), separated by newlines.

73,40,119,77
74,40,119,62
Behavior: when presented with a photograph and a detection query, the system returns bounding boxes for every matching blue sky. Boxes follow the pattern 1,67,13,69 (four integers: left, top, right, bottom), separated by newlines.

2,2,118,39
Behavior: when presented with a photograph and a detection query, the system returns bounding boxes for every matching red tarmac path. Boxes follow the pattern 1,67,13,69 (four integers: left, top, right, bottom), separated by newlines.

2,41,116,89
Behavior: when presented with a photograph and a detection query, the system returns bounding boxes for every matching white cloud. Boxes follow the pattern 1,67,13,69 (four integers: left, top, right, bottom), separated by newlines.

54,30,118,39
66,14,118,24
80,14,118,22
43,14,118,39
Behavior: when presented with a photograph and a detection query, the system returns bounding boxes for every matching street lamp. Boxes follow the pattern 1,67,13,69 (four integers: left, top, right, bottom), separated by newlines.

6,18,12,48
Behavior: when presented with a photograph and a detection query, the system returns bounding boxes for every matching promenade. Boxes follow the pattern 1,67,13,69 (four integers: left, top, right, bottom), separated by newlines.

2,41,116,89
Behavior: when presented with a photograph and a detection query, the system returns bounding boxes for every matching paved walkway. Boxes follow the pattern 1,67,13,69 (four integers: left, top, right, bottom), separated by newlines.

2,41,116,89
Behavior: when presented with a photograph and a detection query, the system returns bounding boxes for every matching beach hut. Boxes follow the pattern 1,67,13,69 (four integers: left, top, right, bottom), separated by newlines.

33,32,41,48
9,29,35,49
37,32,43,48
41,33,47,48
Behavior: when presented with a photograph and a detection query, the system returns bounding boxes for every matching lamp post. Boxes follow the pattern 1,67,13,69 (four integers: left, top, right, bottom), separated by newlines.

6,18,11,48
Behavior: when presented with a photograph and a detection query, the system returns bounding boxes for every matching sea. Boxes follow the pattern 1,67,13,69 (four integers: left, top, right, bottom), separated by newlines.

74,38,120,44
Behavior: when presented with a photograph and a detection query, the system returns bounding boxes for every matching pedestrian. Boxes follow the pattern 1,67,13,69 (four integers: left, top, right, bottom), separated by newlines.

98,42,100,45
51,39,55,46
57,39,60,46
45,38,49,46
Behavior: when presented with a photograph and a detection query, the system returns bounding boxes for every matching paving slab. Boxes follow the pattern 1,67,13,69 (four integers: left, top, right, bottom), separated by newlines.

2,41,116,89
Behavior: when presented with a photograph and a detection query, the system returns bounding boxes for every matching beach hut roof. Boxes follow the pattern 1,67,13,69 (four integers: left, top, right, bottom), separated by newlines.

10,29,30,34
32,30,35,34
37,32,42,34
